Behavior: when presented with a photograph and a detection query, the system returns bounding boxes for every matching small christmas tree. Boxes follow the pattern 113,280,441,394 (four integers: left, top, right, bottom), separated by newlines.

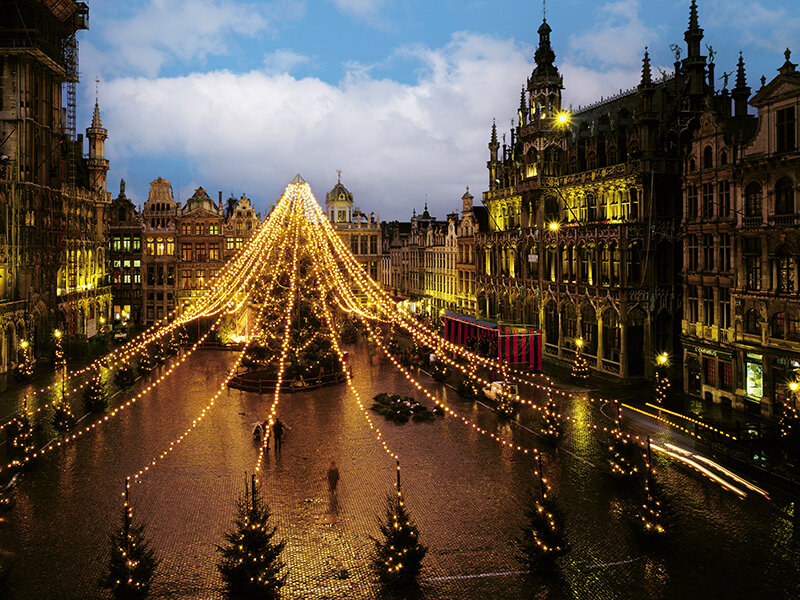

115,363,137,390
169,332,181,355
52,396,75,433
456,373,480,400
430,359,450,382
84,371,108,413
371,475,427,588
572,341,590,381
607,402,639,479
154,342,167,364
54,330,66,371
636,438,665,536
16,340,33,379
519,454,567,569
654,370,670,406
217,475,286,599
7,402,34,468
137,352,155,375
539,393,561,444
495,387,517,419
101,481,159,600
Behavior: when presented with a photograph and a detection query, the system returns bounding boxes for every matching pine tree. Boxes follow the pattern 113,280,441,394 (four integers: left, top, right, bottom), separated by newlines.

16,341,33,379
115,363,137,390
101,485,159,600
54,332,66,371
571,348,590,381
7,404,34,469
495,388,517,419
654,368,670,406
636,438,665,536
137,352,155,375
371,487,427,588
217,476,286,599
52,396,75,433
84,371,108,413
519,454,567,569
456,372,480,400
430,359,450,382
539,393,561,444
607,402,639,479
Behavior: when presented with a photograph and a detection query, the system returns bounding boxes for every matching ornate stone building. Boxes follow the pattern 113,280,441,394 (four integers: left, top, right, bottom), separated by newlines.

478,3,714,381
424,213,458,313
682,49,800,416
109,180,143,325
455,189,488,316
141,178,178,326
325,175,381,283
222,193,261,261
0,0,112,371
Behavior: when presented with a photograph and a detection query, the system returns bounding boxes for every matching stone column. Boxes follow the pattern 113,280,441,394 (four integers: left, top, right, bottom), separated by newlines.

597,308,605,365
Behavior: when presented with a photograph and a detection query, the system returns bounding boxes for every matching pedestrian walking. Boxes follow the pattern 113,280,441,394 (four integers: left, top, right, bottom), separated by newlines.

273,418,286,453
327,460,340,493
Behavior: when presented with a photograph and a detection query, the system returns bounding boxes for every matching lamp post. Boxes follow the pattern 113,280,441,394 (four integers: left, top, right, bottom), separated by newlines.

780,380,799,440
572,337,589,380
54,329,65,399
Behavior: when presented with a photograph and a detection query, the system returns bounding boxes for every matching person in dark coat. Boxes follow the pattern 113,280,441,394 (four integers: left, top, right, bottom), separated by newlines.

273,418,285,453
327,460,340,493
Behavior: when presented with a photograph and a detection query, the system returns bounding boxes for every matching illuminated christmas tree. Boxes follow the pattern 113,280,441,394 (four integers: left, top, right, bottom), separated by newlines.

115,363,137,390
16,340,33,379
430,359,450,382
137,352,155,375
101,481,159,600
7,401,34,469
217,475,286,599
572,339,590,380
779,381,799,441
52,396,75,433
456,372,480,400
519,454,567,568
372,468,427,588
636,437,665,536
539,393,561,444
495,387,517,419
154,342,167,364
53,329,66,371
169,332,181,355
607,401,639,479
654,353,670,406
84,371,108,413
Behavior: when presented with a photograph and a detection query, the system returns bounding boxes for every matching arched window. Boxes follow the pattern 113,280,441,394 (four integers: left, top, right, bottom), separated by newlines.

703,145,713,169
720,150,728,165
544,196,559,221
745,182,762,217
586,193,597,221
772,312,786,338
689,157,696,172
561,302,577,339
544,302,558,345
775,177,794,215
602,308,620,361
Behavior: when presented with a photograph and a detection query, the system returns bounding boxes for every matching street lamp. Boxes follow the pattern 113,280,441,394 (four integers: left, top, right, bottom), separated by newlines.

572,337,589,380
781,380,799,439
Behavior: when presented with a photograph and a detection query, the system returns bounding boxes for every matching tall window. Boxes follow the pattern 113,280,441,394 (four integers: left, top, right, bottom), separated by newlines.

719,180,731,218
581,305,597,355
586,194,597,222
744,238,761,291
195,243,206,262
181,244,192,262
776,247,795,293
745,182,762,217
687,186,698,220
166,237,174,256
181,223,191,235
687,235,699,271
719,287,731,330
719,233,731,272
370,235,378,254
703,234,714,271
610,244,620,285
687,286,699,322
772,312,786,338
351,236,359,254
702,183,714,219
208,243,219,261
775,177,794,214
600,245,610,285
777,106,796,153
703,145,713,169
629,187,639,220
209,224,219,235
360,236,368,255
703,286,715,326
602,309,620,361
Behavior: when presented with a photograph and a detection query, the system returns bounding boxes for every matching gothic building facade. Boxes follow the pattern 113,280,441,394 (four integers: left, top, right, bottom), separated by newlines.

478,2,717,381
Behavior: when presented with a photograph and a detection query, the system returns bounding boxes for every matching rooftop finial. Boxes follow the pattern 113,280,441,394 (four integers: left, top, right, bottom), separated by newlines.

735,51,747,89
641,46,652,86
689,0,699,31
337,169,342,184
543,0,546,22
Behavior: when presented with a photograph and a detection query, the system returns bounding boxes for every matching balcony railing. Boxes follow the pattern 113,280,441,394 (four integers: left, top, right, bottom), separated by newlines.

768,214,799,227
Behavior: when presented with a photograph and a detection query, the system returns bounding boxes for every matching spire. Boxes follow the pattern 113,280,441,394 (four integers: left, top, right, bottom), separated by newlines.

732,51,751,117
491,119,498,145
489,119,499,162
640,47,652,86
735,51,747,89
91,101,102,128
688,0,699,31
518,87,527,126
534,18,556,69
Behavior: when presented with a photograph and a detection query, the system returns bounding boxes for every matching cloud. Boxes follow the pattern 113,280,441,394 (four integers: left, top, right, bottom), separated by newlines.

331,0,388,18
86,0,278,77
263,49,312,74
567,0,659,69
99,32,532,220
702,0,800,54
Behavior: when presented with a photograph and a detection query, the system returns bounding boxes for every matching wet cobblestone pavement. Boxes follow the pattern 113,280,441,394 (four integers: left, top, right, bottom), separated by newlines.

1,343,800,599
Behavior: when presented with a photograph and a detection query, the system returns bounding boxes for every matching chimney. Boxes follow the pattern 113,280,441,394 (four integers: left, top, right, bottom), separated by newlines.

218,191,222,208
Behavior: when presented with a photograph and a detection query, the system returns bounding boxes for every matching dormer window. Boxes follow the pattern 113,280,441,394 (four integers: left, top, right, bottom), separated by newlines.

777,107,796,153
